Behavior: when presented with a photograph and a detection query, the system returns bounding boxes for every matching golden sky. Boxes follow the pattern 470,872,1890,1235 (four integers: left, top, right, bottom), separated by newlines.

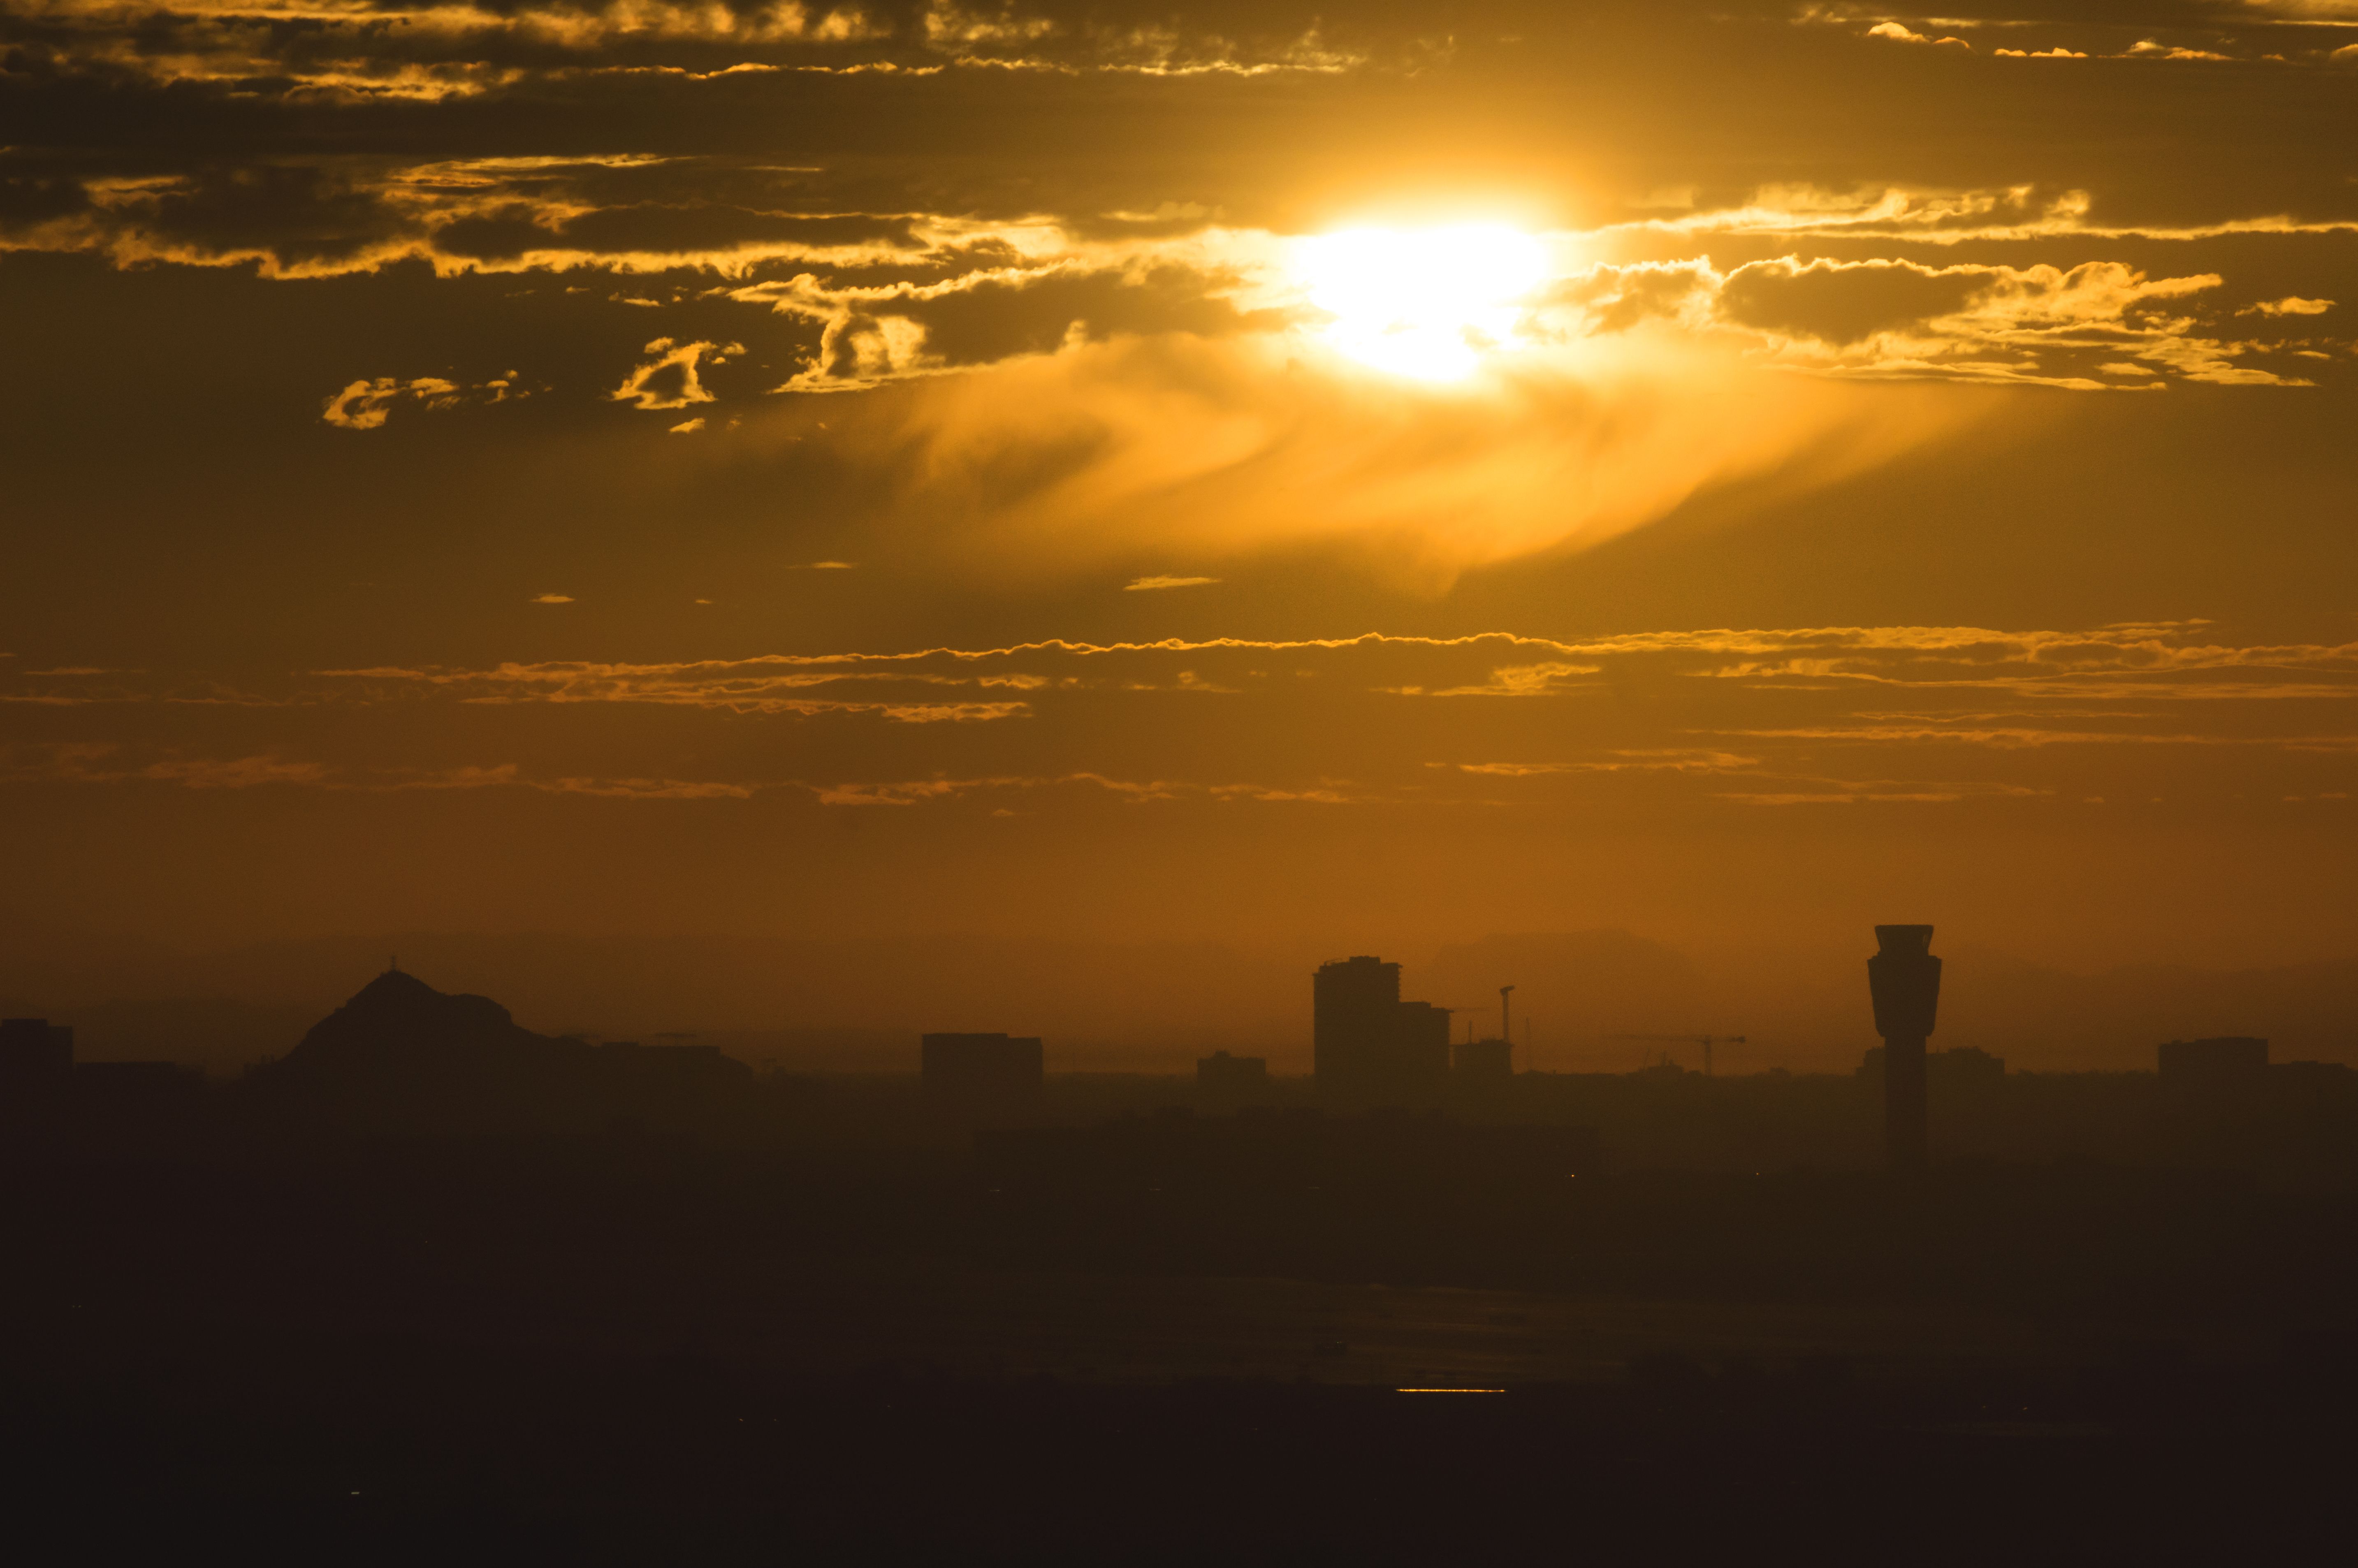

3,1,2356,1046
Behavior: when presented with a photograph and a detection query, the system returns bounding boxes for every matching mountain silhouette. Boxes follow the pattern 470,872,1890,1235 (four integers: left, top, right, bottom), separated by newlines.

248,968,749,1132
272,969,574,1075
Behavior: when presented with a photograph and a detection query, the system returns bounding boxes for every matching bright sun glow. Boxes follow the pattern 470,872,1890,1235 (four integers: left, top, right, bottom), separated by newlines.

1293,223,1551,381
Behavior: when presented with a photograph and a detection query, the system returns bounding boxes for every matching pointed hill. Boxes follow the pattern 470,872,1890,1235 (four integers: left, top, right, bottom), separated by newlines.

270,969,574,1078
249,968,749,1132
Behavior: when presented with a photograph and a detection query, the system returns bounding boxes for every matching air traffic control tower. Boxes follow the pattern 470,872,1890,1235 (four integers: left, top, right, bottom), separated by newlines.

1867,925,1942,1172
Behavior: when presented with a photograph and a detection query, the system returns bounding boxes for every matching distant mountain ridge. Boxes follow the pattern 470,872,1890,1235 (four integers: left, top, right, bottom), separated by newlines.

246,967,750,1132
266,968,577,1079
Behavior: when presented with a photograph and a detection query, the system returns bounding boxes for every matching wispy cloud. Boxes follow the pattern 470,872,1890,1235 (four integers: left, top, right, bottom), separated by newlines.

1124,575,1220,591
1866,23,1968,49
18,624,2353,816
322,373,530,429
610,339,741,412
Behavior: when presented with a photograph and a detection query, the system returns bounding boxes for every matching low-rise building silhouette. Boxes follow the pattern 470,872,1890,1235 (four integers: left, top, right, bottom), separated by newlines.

1196,1050,1269,1097
0,1017,74,1089
1858,1044,2003,1086
921,1032,1044,1098
2159,1037,2269,1085
1453,1037,1514,1083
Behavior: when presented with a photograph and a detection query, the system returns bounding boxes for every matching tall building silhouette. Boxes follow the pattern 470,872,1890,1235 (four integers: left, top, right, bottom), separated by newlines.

1866,925,1942,1171
1313,957,1449,1105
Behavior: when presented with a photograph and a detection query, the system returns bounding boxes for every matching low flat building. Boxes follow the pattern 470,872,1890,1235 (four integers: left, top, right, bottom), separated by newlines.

1453,1037,1513,1083
921,1032,1044,1097
0,1017,74,1090
1858,1044,2005,1085
2159,1037,2268,1085
1196,1051,1269,1096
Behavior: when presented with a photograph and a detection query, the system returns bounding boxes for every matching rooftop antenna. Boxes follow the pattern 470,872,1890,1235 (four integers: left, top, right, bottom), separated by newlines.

389,953,399,974
1499,986,1516,1062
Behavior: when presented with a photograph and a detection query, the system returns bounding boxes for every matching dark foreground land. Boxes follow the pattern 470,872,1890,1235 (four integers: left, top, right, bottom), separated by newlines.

6,973,2354,1557
5,1124,2356,1561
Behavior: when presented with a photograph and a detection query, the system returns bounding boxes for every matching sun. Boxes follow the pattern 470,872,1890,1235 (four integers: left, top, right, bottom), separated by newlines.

1292,223,1550,381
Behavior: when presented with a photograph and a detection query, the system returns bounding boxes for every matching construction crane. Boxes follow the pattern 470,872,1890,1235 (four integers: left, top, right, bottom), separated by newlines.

1609,1033,1746,1077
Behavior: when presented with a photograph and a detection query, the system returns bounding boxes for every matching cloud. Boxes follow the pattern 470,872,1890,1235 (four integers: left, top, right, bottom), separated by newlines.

1607,181,2358,246
1544,261,1716,335
2124,41,2234,62
1705,256,2308,387
2242,297,2334,317
1716,780,2051,807
736,256,1278,390
321,372,530,429
805,330,1972,583
1124,575,1219,591
0,743,764,798
529,594,576,604
9,151,2342,422
669,417,708,433
323,376,460,430
306,624,2358,721
19,624,2356,822
1718,258,1986,346
137,755,335,789
320,657,1034,719
0,0,1357,106
1458,751,1760,775
1866,23,1968,49
922,1,1057,49
610,339,742,411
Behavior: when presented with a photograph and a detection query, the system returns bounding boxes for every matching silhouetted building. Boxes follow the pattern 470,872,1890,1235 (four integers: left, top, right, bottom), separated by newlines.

1313,957,1450,1106
1938,1045,2004,1082
921,1032,1044,1098
2270,1059,2355,1089
1454,1037,1514,1083
2159,1037,2269,1086
1196,1051,1269,1096
0,1017,74,1090
1866,925,1941,1172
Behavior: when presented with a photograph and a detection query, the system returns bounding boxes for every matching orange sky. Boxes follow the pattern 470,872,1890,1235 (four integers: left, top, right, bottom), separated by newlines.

3,2,2355,1061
